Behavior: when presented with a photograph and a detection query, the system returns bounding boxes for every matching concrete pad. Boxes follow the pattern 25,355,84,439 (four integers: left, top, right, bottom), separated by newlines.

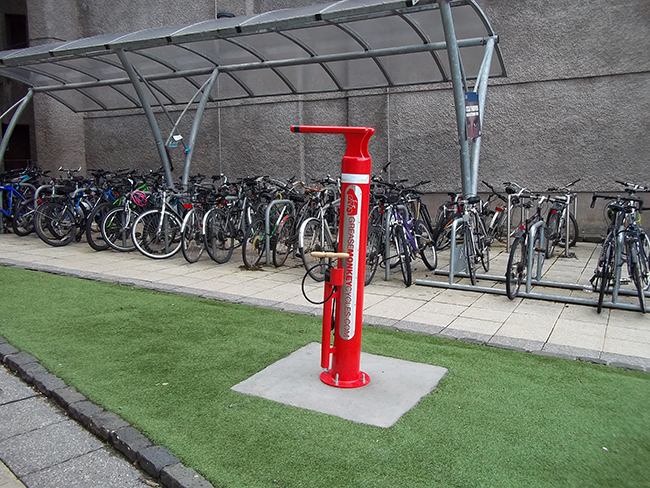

232,342,447,428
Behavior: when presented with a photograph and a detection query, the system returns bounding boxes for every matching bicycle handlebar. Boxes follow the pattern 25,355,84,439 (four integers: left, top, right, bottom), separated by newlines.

615,180,649,192
590,192,643,208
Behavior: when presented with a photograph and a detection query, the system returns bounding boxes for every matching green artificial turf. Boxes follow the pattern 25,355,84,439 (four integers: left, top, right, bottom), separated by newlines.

0,266,649,488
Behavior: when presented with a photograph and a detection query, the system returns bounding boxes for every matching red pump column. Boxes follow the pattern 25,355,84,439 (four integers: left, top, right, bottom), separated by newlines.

291,125,375,388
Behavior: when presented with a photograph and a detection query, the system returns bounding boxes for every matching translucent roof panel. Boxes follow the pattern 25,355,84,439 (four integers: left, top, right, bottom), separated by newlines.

0,0,505,112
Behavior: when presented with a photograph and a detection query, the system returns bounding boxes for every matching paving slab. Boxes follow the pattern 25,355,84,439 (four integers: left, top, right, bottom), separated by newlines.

232,342,447,428
0,397,66,442
0,369,38,405
20,448,143,488
0,420,104,478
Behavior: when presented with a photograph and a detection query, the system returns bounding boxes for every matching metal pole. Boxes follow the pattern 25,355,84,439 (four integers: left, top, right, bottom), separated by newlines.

440,0,472,199
115,49,174,189
182,68,220,189
0,90,33,172
469,38,495,196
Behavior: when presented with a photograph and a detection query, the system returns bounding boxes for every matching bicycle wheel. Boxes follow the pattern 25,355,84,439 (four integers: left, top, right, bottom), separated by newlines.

272,215,295,267
365,227,382,286
480,241,490,273
558,213,579,248
476,217,491,273
85,202,112,251
101,207,137,252
393,225,412,286
11,194,35,236
242,218,265,269
181,208,205,263
204,208,235,264
415,219,437,271
432,212,459,251
545,211,560,258
530,228,545,281
34,201,76,247
630,241,647,313
299,217,334,282
463,224,477,286
597,239,614,314
505,236,526,299
132,209,183,259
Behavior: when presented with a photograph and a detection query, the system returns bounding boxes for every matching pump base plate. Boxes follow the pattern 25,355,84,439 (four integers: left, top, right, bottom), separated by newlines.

320,369,370,388
232,342,447,428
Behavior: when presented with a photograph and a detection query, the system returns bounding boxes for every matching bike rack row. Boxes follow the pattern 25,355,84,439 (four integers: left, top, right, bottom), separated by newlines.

415,216,648,313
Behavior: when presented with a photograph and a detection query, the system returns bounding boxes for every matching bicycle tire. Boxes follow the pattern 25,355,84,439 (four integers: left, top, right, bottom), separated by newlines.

181,208,205,263
545,211,560,258
394,225,412,286
11,194,35,236
558,213,579,248
365,227,382,286
630,240,647,313
85,202,112,251
299,217,334,282
272,215,295,267
101,207,137,252
480,242,490,273
204,208,235,264
132,209,183,259
464,223,477,286
476,216,490,273
415,219,437,271
432,212,460,251
597,240,614,314
530,229,545,282
34,201,76,247
242,218,265,269
505,236,526,299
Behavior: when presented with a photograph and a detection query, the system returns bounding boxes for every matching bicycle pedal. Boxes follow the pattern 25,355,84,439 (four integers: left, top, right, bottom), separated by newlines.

534,247,545,253
619,277,630,285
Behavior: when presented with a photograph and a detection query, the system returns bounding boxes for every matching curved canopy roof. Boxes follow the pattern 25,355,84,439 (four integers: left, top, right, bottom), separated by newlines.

0,0,505,113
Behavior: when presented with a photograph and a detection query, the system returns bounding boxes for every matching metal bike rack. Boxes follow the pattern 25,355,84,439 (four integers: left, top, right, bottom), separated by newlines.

524,220,545,292
416,216,648,312
264,199,295,266
558,193,577,259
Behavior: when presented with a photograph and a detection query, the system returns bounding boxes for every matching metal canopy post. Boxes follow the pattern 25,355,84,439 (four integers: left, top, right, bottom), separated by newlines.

440,0,473,198
181,68,220,189
469,37,495,196
116,49,174,189
0,89,33,172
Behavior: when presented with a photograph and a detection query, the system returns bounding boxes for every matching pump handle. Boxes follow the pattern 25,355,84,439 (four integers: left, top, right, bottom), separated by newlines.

311,251,350,259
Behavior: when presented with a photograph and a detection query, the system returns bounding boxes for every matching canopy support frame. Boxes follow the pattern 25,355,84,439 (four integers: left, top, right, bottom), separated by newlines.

0,89,33,172
116,48,174,188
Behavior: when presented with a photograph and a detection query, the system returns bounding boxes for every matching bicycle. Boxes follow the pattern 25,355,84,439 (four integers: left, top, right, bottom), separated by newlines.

298,184,340,281
454,196,491,286
242,200,295,269
544,179,580,258
33,168,97,247
100,172,153,252
0,165,41,236
131,186,185,259
589,191,649,313
505,194,547,299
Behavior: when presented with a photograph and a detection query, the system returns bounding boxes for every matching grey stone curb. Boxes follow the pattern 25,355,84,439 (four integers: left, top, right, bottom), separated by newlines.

0,335,215,488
